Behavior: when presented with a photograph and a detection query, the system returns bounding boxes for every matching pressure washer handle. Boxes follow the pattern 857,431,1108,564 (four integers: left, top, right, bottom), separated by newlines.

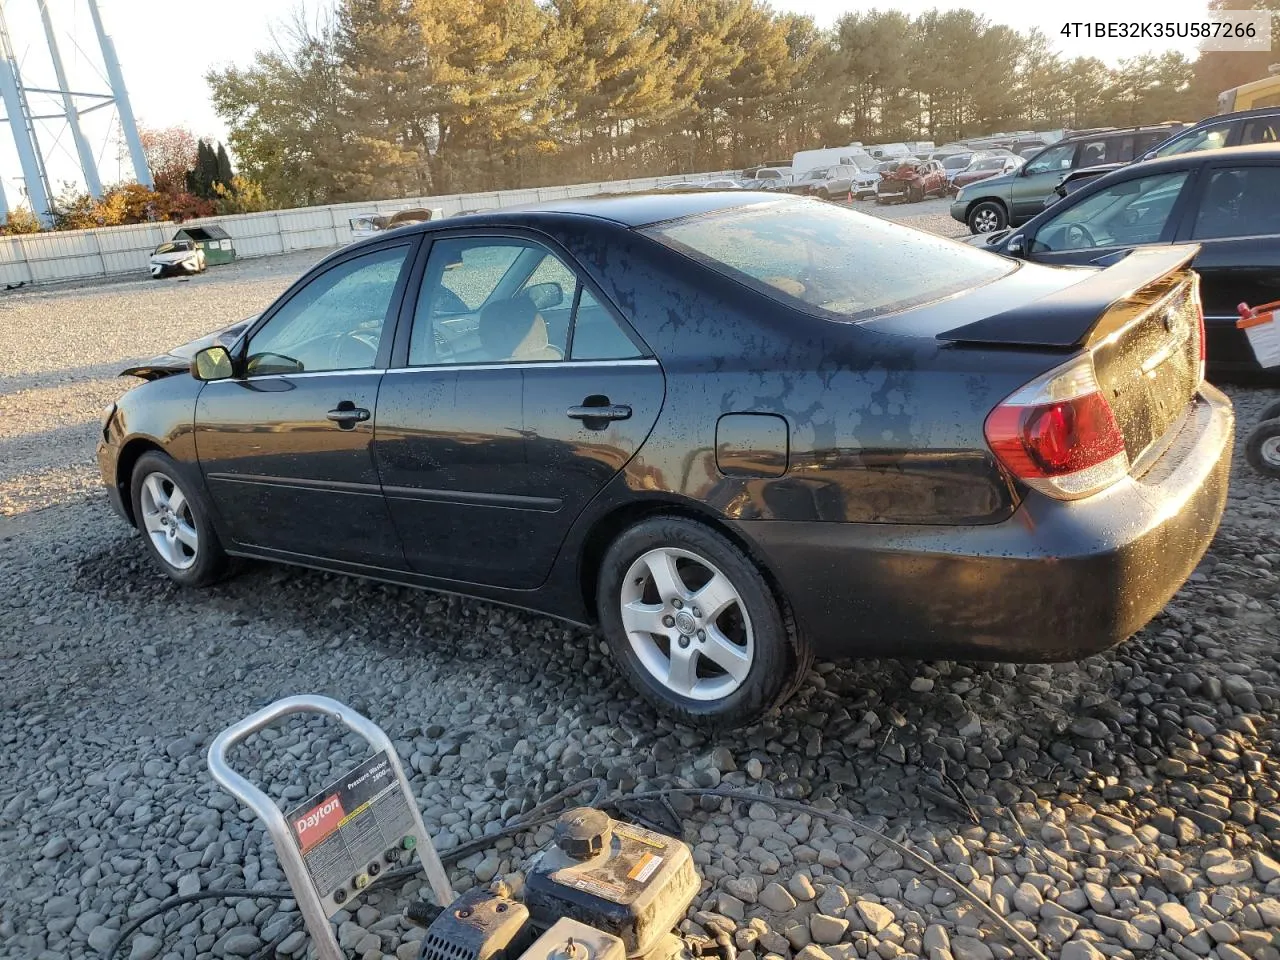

207,696,456,960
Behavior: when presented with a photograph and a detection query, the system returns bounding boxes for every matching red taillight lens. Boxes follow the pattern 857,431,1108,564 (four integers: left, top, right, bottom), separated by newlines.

985,356,1130,500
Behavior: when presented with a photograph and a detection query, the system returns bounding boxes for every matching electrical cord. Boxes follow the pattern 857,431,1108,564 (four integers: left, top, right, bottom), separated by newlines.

103,779,1048,960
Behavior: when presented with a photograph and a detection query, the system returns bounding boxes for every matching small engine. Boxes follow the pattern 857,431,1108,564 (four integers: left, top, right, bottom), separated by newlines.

420,808,699,960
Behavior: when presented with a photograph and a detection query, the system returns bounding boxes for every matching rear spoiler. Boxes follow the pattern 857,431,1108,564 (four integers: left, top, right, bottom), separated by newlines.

937,244,1200,349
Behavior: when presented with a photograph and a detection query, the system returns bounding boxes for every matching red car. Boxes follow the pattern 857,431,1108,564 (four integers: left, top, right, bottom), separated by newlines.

876,159,947,203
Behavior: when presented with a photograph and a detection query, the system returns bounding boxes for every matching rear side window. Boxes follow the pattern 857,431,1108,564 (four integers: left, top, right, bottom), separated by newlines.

1153,122,1233,158
1192,167,1280,239
644,199,1013,322
1241,118,1280,145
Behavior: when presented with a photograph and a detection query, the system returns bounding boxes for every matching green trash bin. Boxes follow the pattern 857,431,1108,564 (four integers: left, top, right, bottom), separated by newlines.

172,225,236,266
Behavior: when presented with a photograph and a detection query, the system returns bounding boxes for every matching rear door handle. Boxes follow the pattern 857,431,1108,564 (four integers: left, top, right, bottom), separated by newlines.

567,404,631,423
327,402,370,428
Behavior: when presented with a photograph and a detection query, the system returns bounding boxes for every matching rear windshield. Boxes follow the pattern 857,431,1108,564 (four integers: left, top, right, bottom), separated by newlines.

644,199,1013,322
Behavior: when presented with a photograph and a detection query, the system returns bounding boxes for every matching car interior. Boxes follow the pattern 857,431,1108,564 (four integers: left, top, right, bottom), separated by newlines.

1029,173,1189,252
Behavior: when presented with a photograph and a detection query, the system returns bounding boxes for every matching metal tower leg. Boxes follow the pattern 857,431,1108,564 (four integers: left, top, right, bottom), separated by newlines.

38,0,102,197
0,65,50,224
85,0,152,190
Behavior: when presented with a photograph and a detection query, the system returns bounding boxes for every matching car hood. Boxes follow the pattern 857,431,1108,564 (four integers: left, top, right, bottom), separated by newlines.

120,318,255,380
959,171,1017,193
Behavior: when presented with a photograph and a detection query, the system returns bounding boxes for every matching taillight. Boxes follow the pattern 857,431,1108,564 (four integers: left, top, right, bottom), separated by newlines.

984,355,1129,501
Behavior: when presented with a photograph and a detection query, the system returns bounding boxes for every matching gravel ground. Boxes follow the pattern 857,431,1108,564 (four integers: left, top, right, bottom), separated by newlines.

2,216,1279,960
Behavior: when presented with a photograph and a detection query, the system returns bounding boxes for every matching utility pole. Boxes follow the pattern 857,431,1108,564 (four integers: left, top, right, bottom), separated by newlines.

0,2,51,224
38,0,102,197
85,0,152,189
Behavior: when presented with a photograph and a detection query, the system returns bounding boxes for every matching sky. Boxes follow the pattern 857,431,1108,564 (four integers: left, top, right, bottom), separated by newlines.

0,0,1234,208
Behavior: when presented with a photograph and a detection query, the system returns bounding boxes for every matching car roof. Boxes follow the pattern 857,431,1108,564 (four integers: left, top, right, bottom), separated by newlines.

1120,142,1280,172
1059,124,1182,144
1187,106,1280,127
403,191,780,230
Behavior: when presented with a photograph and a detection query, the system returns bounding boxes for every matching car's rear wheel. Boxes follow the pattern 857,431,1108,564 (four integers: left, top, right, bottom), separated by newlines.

1259,399,1280,423
130,451,230,587
596,516,810,728
816,189,829,201
1246,418,1280,479
968,201,1007,234
908,183,923,203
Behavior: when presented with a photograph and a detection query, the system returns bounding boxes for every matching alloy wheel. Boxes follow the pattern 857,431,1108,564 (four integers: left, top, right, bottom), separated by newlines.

619,547,754,701
139,471,199,570
973,208,1000,232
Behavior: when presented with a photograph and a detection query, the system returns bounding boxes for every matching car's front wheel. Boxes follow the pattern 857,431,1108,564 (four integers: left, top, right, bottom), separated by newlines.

596,516,810,727
130,451,230,586
968,200,1007,234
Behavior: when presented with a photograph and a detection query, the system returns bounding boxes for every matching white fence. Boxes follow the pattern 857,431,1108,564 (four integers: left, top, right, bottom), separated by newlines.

0,171,739,288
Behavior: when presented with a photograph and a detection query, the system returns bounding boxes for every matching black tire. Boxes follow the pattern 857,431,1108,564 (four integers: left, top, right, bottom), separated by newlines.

596,516,811,728
967,200,1007,234
816,189,829,202
1245,418,1280,479
908,183,924,203
130,451,230,587
1259,399,1280,423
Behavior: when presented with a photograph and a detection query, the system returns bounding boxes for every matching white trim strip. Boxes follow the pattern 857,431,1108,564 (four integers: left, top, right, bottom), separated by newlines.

384,358,659,374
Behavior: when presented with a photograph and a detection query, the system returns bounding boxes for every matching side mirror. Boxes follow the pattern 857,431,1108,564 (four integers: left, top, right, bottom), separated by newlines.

1005,235,1025,256
192,345,235,381
524,281,564,311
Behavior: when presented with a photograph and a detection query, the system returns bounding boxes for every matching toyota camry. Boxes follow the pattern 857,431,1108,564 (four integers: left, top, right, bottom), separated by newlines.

99,192,1232,727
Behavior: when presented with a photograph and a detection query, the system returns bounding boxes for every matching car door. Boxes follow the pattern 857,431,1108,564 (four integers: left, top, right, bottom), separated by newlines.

1011,141,1078,221
374,232,663,589
194,241,415,567
1019,168,1198,269
1173,162,1280,369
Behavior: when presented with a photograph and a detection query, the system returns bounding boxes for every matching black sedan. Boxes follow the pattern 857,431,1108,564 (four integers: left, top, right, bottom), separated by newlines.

99,192,1232,726
968,144,1280,378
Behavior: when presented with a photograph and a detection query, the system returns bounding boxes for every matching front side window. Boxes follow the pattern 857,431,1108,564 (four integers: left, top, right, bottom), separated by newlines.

645,198,1012,322
245,245,409,375
1029,172,1189,253
1192,167,1280,239
1024,142,1076,175
1152,122,1232,158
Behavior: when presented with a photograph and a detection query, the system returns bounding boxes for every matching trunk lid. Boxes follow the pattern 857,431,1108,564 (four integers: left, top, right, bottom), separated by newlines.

941,244,1205,478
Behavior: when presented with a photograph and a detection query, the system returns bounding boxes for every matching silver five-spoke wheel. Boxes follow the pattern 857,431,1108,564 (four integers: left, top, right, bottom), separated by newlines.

973,208,1000,232
138,471,199,570
619,547,753,701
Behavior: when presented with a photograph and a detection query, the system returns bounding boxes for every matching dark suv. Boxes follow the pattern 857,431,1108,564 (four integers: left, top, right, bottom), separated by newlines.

950,124,1186,233
1048,108,1280,204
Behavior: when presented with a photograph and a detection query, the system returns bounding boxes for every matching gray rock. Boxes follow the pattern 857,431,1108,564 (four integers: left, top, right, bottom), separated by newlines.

40,837,69,859
1061,942,1106,960
219,934,263,957
810,914,849,945
1069,717,1110,739
789,874,817,902
760,882,799,913
950,936,994,960
1206,861,1252,885
1160,902,1198,936
129,935,164,960
856,901,894,935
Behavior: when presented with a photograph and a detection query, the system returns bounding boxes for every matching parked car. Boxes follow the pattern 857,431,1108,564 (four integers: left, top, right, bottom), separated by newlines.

949,155,1024,194
702,179,743,189
788,164,863,200
97,192,1231,726
1044,109,1280,201
951,124,1187,233
876,159,948,203
941,153,974,183
349,208,441,242
965,144,1280,378
149,239,206,279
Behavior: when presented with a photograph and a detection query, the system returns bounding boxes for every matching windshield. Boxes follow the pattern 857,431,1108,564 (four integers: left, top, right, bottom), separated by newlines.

970,157,1006,172
155,241,194,254
643,199,1013,322
943,155,971,169
801,168,829,181
1031,171,1190,252
848,155,876,171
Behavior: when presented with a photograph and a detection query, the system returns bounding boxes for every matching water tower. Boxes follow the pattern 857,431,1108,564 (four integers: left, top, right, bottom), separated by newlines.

0,0,151,225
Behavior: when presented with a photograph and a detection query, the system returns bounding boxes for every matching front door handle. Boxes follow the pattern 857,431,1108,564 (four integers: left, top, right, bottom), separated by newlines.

327,401,370,429
567,403,632,425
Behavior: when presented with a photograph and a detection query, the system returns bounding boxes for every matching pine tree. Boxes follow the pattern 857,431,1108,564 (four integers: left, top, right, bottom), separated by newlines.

215,144,234,189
